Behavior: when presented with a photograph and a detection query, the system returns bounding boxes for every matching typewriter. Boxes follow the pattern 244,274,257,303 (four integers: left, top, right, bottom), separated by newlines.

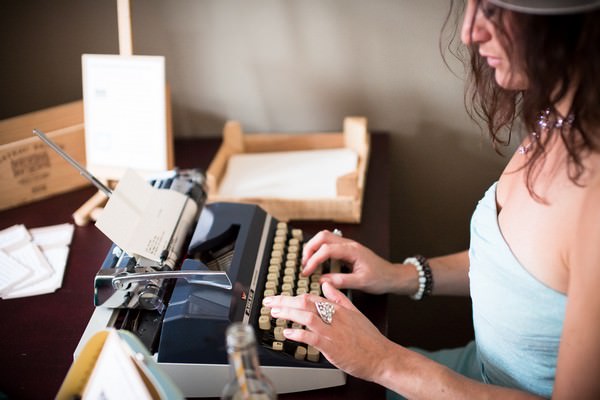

77,171,346,397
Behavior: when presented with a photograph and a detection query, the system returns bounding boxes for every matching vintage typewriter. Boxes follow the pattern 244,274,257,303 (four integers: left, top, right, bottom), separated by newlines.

77,171,347,397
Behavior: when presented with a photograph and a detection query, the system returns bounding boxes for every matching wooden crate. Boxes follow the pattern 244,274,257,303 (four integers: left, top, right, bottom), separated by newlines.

0,101,89,211
207,117,370,222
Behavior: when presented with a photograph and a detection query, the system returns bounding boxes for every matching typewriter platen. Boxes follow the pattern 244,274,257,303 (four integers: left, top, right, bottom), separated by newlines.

77,171,346,397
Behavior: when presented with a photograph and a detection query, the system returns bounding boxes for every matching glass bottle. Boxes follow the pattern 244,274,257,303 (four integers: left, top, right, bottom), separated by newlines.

221,322,277,400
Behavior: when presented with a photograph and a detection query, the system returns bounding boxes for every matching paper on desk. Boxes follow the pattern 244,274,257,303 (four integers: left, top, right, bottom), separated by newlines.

217,148,358,199
95,169,191,262
0,225,52,292
2,224,75,299
0,250,32,296
0,223,75,299
31,223,75,249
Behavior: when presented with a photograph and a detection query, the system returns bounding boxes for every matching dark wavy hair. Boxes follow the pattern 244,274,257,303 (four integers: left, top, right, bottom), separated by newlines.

443,0,600,199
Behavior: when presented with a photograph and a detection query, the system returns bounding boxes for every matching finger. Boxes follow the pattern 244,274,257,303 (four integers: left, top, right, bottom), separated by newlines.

282,326,321,347
301,244,334,276
270,303,326,330
301,230,330,265
301,230,346,266
320,272,363,290
263,292,318,310
322,281,358,312
302,242,353,277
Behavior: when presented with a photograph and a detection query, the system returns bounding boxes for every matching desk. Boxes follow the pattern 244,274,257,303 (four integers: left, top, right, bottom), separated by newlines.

0,133,390,399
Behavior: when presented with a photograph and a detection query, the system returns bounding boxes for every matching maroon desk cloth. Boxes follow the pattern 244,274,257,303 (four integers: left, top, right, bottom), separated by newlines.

0,134,390,400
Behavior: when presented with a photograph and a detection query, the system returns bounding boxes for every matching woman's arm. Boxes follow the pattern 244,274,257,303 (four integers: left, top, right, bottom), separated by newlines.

551,185,600,398
377,340,542,399
427,251,471,296
301,230,471,296
265,283,543,399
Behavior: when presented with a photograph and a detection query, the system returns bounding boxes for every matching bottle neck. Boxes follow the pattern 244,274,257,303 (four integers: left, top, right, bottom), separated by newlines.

228,343,264,380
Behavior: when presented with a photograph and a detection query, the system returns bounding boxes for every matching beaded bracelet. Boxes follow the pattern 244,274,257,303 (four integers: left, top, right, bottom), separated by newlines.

403,255,433,300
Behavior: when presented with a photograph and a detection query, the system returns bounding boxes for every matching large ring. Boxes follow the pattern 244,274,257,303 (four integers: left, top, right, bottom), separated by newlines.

315,301,335,324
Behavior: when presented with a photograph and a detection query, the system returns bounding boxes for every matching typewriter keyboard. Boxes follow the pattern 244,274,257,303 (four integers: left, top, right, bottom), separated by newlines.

257,222,342,363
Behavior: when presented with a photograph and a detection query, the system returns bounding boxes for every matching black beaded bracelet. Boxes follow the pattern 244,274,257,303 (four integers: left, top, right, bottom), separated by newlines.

403,254,434,300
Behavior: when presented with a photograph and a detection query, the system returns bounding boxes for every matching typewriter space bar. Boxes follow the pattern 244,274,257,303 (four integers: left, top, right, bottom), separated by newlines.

112,270,233,290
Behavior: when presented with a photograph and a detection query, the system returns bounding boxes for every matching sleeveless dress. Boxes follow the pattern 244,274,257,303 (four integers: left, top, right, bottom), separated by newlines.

387,182,566,399
469,181,566,396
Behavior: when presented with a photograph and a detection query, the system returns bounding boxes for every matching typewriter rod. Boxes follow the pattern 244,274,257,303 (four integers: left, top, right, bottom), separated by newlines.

112,270,233,290
95,268,233,308
33,128,113,197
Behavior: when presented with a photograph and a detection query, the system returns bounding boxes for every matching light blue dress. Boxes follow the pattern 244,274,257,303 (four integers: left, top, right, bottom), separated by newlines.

388,182,566,399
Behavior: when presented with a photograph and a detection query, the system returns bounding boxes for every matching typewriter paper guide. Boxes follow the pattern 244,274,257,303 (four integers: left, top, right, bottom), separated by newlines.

95,169,193,262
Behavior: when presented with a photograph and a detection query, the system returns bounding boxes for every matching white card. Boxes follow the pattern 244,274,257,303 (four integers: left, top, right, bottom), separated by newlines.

0,223,75,299
0,250,32,296
82,54,169,180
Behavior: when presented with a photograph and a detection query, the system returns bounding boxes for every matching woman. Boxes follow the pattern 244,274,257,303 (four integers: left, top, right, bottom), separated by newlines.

263,0,600,398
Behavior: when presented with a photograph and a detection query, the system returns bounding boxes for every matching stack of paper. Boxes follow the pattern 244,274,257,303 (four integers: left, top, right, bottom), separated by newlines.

0,223,74,299
217,148,359,199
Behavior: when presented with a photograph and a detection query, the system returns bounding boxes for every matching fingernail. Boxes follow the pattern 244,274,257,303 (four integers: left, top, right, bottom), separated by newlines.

283,328,293,337
263,297,272,306
271,307,281,315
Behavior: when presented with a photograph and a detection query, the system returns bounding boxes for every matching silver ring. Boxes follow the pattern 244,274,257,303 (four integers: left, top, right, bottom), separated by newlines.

315,301,335,324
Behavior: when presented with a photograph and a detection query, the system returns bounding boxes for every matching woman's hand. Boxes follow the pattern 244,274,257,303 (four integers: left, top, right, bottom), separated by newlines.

301,229,404,294
263,282,396,382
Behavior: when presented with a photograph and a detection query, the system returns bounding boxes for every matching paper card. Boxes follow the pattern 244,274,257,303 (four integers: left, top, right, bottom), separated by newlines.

82,54,169,180
82,330,154,400
2,224,75,299
95,169,191,262
4,244,53,291
0,250,32,296
0,223,75,299
0,224,31,249
0,225,53,292
218,148,359,199
30,223,75,249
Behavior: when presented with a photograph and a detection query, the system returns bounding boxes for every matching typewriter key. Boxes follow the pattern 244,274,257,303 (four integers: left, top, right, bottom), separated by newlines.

274,326,285,341
291,229,303,241
307,346,320,362
294,346,307,361
259,315,271,330
273,341,284,351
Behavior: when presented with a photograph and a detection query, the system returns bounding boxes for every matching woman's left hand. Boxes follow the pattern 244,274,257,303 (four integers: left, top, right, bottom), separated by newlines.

262,281,394,382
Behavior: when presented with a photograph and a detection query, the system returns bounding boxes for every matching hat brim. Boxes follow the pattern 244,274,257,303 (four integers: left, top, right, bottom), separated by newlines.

488,0,600,14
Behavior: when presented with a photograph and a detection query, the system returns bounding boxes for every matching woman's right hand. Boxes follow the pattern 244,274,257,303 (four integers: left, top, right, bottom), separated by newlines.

301,230,415,295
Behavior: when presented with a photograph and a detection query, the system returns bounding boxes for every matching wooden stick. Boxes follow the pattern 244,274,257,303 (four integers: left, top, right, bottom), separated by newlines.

117,0,133,56
72,190,109,226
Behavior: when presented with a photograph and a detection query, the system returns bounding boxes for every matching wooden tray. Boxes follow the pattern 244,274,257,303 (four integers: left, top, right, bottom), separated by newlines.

206,117,370,222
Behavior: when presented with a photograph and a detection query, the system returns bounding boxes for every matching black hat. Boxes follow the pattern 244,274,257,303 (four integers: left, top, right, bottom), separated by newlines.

488,0,600,14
